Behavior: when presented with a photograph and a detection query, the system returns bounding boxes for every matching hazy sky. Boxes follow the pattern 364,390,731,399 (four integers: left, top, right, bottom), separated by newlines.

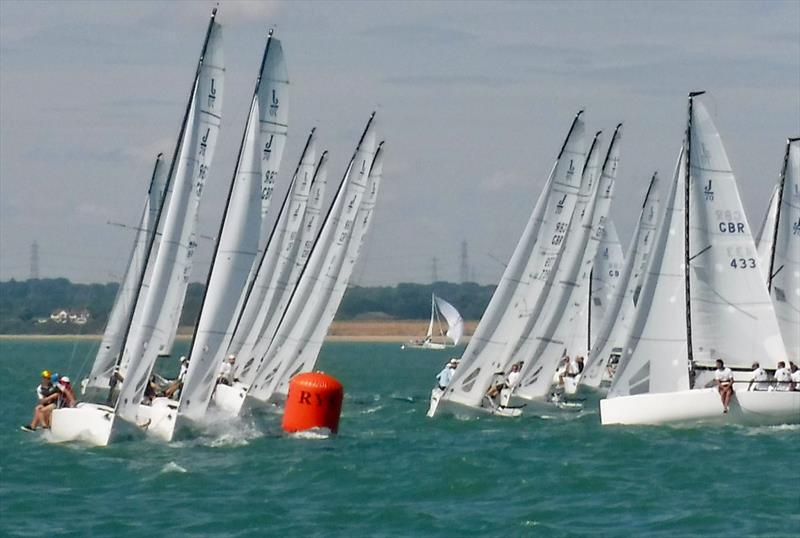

1,0,798,286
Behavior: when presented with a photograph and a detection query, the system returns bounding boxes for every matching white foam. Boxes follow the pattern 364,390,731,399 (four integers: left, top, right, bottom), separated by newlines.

160,461,187,474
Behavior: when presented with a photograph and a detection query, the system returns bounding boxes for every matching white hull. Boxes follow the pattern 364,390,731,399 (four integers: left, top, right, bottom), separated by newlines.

435,396,523,418
212,382,248,416
137,397,178,442
403,341,450,350
563,375,580,395
48,403,116,447
426,387,443,417
600,388,800,426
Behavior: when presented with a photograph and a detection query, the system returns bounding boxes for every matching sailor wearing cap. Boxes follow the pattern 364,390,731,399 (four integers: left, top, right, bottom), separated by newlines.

435,358,459,391
217,354,236,386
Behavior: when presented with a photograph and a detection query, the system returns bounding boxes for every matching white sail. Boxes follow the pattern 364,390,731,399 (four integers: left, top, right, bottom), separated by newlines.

582,173,661,388
514,128,616,400
176,102,268,422
588,219,625,352
434,295,464,346
609,150,689,397
425,294,436,339
764,138,800,363
86,154,168,391
116,22,224,422
231,132,320,386
687,99,784,369
756,185,779,270
269,143,386,399
254,34,290,255
437,112,587,412
228,129,317,372
247,115,379,402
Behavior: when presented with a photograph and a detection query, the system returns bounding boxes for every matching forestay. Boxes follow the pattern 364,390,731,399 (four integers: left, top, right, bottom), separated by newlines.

86,154,168,391
435,295,464,346
116,21,224,422
687,99,784,369
438,112,587,412
228,130,318,383
514,128,617,400
582,173,660,388
247,115,379,402
609,150,689,397
764,138,799,363
269,143,386,399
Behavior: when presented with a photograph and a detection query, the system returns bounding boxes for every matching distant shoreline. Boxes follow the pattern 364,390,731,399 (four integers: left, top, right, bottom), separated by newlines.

0,320,477,344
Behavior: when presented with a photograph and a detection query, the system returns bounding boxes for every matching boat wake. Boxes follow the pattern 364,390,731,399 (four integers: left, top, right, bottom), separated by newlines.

160,461,187,474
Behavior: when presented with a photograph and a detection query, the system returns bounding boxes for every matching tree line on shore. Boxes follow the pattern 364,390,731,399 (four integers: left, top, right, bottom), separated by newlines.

0,278,494,334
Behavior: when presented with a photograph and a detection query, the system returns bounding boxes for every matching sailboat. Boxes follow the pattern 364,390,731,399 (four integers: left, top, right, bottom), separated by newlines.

513,126,622,403
429,111,588,418
245,115,381,407
403,294,464,349
759,138,799,364
49,9,224,446
133,28,289,441
581,173,661,391
600,92,798,426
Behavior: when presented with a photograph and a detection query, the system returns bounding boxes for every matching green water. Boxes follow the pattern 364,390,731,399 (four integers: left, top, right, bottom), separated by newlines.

1,340,798,537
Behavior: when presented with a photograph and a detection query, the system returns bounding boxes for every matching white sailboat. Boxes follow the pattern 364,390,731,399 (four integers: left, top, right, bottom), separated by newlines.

430,112,588,418
581,173,661,390
513,126,622,402
404,294,464,349
246,115,380,406
600,92,798,426
49,10,224,446
212,133,325,416
760,138,799,364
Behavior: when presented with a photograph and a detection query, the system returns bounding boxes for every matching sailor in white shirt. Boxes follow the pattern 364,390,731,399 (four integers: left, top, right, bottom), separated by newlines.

435,359,457,390
747,362,769,392
790,363,800,391
217,354,236,386
773,361,791,392
713,359,734,413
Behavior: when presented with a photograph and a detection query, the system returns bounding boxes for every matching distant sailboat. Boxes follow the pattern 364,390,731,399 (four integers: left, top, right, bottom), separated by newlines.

600,92,798,426
403,294,464,349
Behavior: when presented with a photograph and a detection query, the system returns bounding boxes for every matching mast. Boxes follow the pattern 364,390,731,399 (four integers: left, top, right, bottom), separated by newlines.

684,91,704,366
767,138,796,291
106,9,218,405
587,267,593,353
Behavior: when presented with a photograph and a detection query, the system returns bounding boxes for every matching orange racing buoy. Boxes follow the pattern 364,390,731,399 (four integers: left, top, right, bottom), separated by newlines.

282,372,344,434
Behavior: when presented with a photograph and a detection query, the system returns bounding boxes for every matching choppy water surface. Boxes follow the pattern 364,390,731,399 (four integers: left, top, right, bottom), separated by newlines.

1,340,798,537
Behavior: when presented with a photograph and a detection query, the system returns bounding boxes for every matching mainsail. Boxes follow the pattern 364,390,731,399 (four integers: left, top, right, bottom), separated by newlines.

764,138,800,363
756,185,779,269
582,173,660,388
587,219,625,352
437,112,587,412
247,115,379,402
514,128,619,400
116,17,224,421
269,143,386,399
85,154,168,391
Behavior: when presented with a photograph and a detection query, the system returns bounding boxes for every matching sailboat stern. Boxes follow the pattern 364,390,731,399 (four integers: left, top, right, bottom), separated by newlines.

48,403,116,447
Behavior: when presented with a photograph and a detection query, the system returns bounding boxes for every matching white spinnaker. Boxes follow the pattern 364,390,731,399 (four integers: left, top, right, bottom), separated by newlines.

687,99,784,369
87,155,168,390
231,132,319,386
116,23,224,421
176,100,268,421
756,185,779,271
765,138,799,363
582,173,661,388
268,143,386,399
435,296,464,346
588,220,625,352
247,116,378,402
609,150,689,398
514,130,612,400
254,35,289,256
439,112,587,411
